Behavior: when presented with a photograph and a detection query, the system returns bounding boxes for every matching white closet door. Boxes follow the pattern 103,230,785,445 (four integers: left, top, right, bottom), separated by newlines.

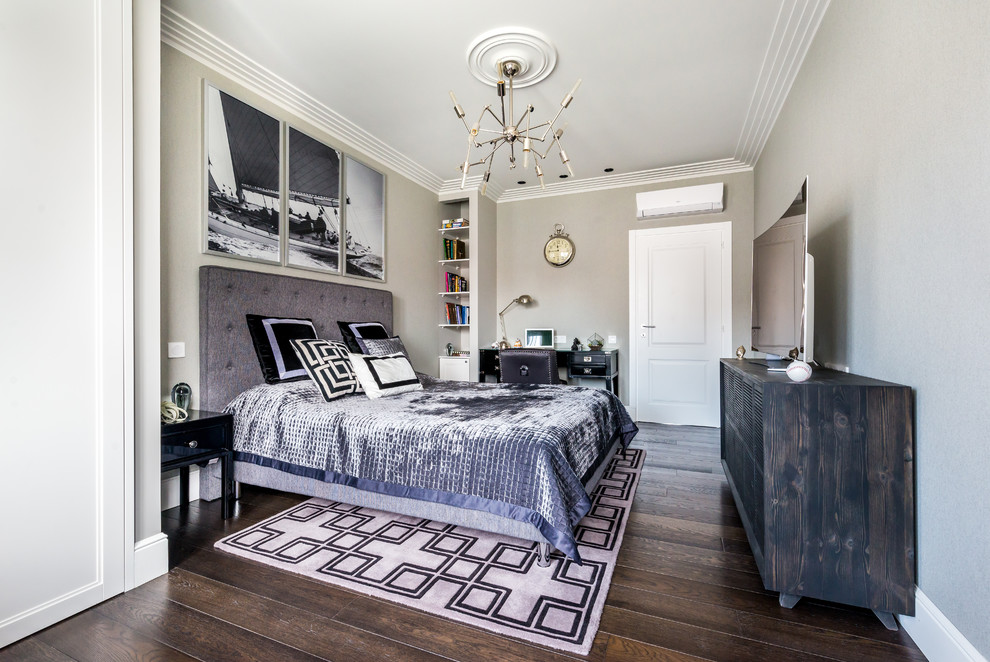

0,0,129,646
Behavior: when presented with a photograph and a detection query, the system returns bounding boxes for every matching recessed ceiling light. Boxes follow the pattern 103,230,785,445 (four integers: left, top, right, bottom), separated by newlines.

559,174,568,179
517,180,527,185
603,167,614,173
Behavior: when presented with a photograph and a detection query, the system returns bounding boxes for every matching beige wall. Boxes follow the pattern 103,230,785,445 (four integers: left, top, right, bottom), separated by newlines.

755,1,990,654
496,171,754,402
161,45,441,406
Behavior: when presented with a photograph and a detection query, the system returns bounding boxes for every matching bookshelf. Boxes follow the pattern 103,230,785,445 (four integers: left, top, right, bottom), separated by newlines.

436,190,495,381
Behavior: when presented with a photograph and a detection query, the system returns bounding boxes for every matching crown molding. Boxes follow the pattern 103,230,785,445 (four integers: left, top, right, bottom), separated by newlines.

487,158,752,203
735,0,830,165
160,6,444,193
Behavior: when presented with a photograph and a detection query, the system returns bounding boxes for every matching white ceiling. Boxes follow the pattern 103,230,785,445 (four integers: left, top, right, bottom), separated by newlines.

161,0,829,200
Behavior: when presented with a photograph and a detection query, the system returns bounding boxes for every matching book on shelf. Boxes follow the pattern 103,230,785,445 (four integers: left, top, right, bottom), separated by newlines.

443,302,469,325
441,217,469,229
442,238,466,260
442,272,469,292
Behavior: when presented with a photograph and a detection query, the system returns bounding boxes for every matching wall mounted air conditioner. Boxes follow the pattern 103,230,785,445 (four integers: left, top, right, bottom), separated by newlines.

636,182,724,219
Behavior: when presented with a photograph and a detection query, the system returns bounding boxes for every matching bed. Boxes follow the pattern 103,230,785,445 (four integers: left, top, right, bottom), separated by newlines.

198,266,637,563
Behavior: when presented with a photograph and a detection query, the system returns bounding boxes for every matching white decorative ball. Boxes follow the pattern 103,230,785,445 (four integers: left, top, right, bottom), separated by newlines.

786,360,813,382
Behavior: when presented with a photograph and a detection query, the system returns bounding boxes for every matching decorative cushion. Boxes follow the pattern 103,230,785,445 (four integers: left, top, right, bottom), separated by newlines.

356,335,409,358
348,352,423,399
290,339,364,401
337,320,389,353
246,314,318,384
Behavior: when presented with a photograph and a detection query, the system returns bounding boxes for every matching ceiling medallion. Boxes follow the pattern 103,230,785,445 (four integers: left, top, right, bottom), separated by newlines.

451,28,580,194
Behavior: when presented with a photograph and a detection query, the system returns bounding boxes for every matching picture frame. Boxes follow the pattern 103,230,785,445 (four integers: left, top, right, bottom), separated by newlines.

204,83,282,264
342,155,385,281
285,125,342,273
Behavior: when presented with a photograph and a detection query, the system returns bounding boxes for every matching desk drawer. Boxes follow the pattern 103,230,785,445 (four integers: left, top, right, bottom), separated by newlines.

569,364,609,378
569,352,609,367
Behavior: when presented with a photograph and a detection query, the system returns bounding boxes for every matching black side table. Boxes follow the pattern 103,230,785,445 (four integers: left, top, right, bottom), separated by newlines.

161,409,234,519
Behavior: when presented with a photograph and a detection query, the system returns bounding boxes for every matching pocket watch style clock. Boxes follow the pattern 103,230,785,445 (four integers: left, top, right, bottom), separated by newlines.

544,223,575,267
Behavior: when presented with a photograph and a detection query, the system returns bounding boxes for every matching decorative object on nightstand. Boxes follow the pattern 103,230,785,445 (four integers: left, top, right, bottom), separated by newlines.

736,345,746,359
170,382,191,410
498,294,534,349
587,332,604,351
160,400,188,424
544,224,575,267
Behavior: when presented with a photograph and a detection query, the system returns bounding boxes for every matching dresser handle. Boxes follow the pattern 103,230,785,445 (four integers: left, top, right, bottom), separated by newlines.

186,440,198,448
583,356,592,362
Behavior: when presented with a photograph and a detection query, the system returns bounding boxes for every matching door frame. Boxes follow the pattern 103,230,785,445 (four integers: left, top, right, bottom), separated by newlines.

627,221,732,423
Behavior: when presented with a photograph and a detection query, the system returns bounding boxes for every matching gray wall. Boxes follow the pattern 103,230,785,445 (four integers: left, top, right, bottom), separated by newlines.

754,1,990,654
161,45,442,410
496,171,754,402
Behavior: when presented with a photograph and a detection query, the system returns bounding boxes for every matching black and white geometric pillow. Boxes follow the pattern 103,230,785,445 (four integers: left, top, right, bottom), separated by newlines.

336,320,389,353
348,352,423,399
290,339,364,401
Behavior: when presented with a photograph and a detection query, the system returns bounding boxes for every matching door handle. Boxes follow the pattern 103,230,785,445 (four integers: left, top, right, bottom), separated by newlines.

641,325,655,328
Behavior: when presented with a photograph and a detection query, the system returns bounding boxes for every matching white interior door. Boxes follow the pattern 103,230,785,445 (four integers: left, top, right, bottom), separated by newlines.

630,223,731,426
0,0,129,647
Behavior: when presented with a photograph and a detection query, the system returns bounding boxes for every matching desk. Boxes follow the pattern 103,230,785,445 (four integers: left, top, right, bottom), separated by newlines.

479,348,619,396
161,409,234,519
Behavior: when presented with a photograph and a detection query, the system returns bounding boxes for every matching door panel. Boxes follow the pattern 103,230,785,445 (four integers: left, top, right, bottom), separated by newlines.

632,223,730,427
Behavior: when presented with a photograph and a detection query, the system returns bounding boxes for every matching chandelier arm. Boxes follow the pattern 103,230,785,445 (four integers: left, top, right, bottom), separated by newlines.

516,104,533,129
484,106,503,125
538,107,567,141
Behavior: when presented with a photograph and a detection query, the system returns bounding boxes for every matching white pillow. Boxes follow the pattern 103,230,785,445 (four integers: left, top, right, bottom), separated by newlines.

348,352,423,399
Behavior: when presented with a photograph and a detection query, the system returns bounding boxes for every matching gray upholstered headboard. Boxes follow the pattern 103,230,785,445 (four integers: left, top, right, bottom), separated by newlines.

199,266,393,412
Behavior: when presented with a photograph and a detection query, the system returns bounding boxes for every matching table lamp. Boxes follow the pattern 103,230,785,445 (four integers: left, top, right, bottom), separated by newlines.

498,294,534,349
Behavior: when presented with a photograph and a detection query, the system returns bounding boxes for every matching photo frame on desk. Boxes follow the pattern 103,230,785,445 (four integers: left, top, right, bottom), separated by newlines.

525,328,554,348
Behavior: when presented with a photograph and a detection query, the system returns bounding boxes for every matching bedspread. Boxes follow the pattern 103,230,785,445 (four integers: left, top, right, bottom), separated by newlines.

225,376,638,561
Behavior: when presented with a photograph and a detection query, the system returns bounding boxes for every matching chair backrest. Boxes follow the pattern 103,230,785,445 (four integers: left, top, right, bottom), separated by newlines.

498,349,559,385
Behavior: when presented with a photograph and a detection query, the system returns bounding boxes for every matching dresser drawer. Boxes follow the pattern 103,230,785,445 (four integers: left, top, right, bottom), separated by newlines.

161,410,232,451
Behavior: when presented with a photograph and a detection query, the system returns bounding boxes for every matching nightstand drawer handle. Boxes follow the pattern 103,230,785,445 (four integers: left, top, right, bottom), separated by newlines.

186,440,198,448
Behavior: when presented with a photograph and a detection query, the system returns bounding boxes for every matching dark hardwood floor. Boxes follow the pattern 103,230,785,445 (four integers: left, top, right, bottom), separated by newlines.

1,423,926,661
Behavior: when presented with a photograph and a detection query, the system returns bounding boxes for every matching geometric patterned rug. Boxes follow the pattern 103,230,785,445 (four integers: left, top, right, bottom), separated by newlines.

215,447,644,655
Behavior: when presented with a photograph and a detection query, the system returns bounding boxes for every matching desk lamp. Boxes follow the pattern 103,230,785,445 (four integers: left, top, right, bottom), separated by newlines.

498,294,534,349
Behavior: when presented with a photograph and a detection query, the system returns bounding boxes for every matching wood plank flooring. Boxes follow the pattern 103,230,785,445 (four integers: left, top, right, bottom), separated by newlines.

0,423,926,661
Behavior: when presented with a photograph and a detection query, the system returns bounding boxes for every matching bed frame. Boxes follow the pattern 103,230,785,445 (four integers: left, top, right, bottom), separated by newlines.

198,265,618,564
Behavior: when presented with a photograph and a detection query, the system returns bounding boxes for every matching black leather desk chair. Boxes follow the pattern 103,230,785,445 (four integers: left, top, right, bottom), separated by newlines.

498,349,562,385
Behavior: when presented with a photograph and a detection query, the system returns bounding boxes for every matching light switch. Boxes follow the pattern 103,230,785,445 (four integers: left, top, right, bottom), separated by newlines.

167,342,186,358
607,335,617,344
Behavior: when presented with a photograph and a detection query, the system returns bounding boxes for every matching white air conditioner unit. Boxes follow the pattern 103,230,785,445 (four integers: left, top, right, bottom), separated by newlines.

636,182,724,219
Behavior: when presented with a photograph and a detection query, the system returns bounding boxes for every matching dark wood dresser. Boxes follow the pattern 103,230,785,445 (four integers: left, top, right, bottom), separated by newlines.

719,359,915,628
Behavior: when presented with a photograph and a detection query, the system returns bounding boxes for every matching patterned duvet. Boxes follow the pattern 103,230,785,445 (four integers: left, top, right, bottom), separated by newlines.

225,376,638,561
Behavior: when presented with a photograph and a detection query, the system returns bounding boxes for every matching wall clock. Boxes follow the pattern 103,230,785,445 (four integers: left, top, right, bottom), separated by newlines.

544,223,575,267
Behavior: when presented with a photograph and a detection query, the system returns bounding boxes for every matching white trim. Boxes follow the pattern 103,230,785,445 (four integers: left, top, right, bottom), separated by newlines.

899,588,988,662
161,466,202,510
628,222,733,425
735,0,830,164
133,534,170,588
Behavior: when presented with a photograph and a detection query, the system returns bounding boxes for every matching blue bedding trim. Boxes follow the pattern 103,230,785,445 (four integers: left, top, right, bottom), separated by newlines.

235,450,589,562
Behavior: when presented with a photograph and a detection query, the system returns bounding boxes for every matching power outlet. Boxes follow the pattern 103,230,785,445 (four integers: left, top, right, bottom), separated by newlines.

607,335,617,344
167,342,186,359
555,335,566,343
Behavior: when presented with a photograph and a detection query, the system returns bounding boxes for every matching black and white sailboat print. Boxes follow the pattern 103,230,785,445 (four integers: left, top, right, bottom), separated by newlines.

206,87,281,262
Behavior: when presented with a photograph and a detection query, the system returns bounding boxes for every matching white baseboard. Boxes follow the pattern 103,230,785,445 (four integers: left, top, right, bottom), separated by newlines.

626,406,637,422
132,533,169,588
160,465,201,510
899,587,987,662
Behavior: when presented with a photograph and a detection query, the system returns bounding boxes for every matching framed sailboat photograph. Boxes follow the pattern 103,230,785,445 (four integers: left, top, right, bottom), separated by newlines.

342,156,385,281
286,126,342,273
204,84,282,264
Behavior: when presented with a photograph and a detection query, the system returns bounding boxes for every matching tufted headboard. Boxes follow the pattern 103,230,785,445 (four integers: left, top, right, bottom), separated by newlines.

199,266,393,412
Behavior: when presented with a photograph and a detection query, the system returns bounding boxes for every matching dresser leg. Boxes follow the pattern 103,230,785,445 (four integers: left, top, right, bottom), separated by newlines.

872,610,899,631
779,593,802,609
